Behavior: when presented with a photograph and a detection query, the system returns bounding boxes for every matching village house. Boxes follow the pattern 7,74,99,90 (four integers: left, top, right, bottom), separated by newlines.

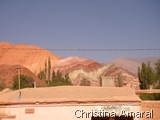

0,86,141,120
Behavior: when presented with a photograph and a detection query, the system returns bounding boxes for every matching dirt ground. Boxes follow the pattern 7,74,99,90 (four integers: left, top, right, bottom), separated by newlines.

141,101,160,120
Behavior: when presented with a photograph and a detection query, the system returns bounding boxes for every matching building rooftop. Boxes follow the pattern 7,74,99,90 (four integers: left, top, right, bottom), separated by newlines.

0,86,141,105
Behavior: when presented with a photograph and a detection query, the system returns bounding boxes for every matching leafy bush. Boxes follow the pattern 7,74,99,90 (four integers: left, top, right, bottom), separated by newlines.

80,79,91,86
46,71,72,86
37,70,46,81
139,94,160,100
138,59,160,89
12,74,35,90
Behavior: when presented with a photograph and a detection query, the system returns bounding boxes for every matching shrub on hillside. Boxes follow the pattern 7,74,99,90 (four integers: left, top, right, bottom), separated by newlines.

12,74,35,90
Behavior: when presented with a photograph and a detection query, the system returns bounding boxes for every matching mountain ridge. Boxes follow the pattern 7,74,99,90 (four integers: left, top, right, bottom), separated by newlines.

52,57,140,89
108,57,160,75
1,42,159,90
0,42,61,74
0,64,44,88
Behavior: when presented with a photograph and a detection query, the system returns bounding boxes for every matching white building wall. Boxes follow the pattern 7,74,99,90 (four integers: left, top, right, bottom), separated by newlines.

2,104,140,120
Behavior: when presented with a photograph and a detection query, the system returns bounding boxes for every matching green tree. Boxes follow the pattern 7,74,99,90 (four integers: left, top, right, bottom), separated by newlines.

138,61,155,89
38,60,72,87
138,60,160,100
155,59,160,75
48,57,51,80
56,70,63,81
47,71,72,86
154,59,160,88
12,74,35,90
52,70,56,81
117,74,123,87
44,60,47,81
64,74,71,85
37,69,46,81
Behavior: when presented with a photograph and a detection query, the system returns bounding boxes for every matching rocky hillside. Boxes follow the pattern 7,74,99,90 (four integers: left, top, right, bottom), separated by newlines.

104,65,140,89
0,42,61,74
52,56,102,73
52,57,140,90
0,42,141,90
0,64,44,88
108,57,160,75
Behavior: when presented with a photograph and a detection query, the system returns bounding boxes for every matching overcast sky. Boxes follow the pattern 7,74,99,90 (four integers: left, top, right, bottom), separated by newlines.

0,0,160,62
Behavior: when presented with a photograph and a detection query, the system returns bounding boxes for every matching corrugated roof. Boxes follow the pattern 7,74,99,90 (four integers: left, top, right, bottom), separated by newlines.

0,86,141,105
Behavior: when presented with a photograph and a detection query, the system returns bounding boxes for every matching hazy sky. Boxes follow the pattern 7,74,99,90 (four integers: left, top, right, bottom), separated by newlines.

0,0,160,62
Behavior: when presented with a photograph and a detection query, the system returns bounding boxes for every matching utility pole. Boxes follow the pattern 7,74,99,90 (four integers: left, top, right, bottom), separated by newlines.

17,65,22,101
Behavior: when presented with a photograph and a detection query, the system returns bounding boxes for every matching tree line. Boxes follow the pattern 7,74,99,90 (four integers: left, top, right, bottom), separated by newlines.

11,57,72,90
138,59,160,100
37,57,72,86
138,59,160,89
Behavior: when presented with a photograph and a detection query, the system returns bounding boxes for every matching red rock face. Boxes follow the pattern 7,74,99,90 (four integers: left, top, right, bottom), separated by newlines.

0,64,45,87
104,65,140,90
51,57,140,90
0,42,140,90
0,42,14,59
52,57,102,74
0,42,61,74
